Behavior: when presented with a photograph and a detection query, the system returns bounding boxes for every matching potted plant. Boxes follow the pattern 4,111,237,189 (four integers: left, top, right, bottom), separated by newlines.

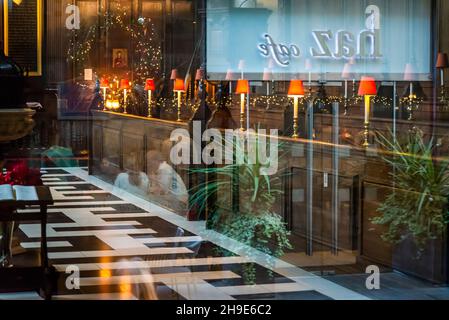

372,128,449,282
189,132,292,284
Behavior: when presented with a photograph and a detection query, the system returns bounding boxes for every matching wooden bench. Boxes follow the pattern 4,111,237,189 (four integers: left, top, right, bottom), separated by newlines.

0,186,55,300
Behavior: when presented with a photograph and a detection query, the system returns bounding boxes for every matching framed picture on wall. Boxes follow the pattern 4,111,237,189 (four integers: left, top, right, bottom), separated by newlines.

112,48,128,69
3,0,43,76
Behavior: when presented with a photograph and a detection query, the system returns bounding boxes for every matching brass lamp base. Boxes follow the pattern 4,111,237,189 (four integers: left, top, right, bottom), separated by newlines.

240,112,245,131
292,117,299,139
363,122,370,148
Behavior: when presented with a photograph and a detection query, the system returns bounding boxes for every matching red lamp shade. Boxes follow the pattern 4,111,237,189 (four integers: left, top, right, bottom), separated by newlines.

436,53,449,69
173,78,185,92
120,79,131,90
235,79,249,94
100,77,109,88
288,80,305,97
145,79,155,91
358,76,377,96
170,69,179,80
195,68,204,81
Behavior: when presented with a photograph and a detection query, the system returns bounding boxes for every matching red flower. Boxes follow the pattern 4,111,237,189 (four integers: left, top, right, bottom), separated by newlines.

1,161,42,186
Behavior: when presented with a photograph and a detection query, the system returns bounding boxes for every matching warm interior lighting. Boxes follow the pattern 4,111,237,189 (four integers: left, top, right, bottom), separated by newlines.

288,80,305,138
145,79,155,118
358,76,377,96
120,79,131,90
173,78,185,121
100,78,109,109
100,78,109,88
358,76,377,148
145,79,155,91
120,79,131,114
105,100,120,111
173,78,185,92
235,79,249,95
100,270,112,278
288,80,305,97
235,79,249,130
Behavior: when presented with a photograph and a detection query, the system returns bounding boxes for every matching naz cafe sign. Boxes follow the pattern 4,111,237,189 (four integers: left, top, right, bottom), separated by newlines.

258,5,382,67
206,0,432,81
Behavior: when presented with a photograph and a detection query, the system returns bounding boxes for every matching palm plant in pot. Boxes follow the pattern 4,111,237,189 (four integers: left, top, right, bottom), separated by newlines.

189,131,292,284
372,128,449,260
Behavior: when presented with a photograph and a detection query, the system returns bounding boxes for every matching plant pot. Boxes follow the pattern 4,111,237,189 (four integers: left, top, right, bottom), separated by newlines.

392,234,447,284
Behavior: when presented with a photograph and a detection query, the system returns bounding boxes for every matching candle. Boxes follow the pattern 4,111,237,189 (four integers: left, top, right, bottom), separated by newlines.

240,93,245,114
441,69,445,87
410,82,414,97
308,71,312,85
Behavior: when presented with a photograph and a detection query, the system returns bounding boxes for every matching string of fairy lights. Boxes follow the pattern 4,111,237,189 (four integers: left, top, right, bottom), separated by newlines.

66,3,425,119
67,2,162,82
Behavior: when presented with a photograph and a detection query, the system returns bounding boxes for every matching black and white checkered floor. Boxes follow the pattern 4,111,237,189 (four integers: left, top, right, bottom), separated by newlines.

3,167,369,300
